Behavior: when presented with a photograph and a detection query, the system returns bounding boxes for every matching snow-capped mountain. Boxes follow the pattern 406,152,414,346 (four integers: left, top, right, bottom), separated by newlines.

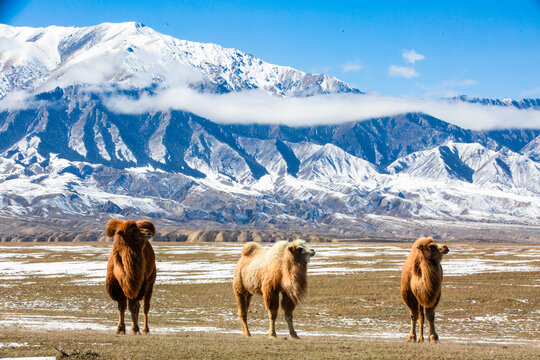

0,23,539,240
0,88,539,240
451,96,540,110
388,142,540,193
0,22,360,97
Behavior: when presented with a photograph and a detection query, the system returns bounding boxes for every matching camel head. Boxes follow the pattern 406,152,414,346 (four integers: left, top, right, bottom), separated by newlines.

414,237,449,262
288,240,316,264
105,219,156,245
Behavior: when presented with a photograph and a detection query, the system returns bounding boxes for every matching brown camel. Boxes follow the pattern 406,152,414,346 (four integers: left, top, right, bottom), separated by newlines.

233,240,316,339
401,237,449,343
105,219,157,335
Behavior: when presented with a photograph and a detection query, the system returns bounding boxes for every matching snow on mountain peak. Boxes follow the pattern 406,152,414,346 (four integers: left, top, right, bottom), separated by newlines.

0,22,360,98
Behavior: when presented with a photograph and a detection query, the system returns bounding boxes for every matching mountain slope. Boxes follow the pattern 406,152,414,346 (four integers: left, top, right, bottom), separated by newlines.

388,142,540,193
521,135,540,161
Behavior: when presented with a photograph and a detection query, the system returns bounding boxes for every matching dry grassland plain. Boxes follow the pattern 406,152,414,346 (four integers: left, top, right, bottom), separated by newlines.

0,242,539,359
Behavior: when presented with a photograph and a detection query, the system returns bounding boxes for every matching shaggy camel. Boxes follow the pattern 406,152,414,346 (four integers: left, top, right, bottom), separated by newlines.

233,240,316,339
105,219,157,335
401,237,449,343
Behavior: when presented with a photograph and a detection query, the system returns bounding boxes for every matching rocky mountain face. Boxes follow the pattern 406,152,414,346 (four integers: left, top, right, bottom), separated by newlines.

0,23,539,241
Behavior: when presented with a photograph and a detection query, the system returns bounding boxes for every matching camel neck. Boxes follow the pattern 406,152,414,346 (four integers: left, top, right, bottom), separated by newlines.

283,257,308,305
119,242,145,298
417,259,442,305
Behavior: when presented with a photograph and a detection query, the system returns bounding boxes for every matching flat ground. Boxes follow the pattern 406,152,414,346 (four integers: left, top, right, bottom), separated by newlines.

0,242,539,359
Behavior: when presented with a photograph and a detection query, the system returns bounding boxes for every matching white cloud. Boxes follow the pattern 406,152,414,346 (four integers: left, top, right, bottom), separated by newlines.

417,79,479,97
441,79,478,88
34,47,203,94
520,87,540,98
388,65,419,78
309,66,333,74
1,52,538,131
100,86,540,130
43,53,125,90
0,90,39,111
0,37,51,66
1,84,539,130
341,59,362,73
402,49,425,64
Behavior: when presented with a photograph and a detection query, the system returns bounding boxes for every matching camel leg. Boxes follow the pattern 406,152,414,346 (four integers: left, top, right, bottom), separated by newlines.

142,279,154,334
425,307,439,343
403,292,419,342
235,291,252,337
128,299,141,335
281,293,299,339
417,305,425,343
407,306,419,342
264,291,279,338
116,298,127,334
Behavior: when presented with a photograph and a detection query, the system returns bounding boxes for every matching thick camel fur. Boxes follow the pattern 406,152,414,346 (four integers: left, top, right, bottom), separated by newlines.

233,240,316,339
105,219,157,335
401,237,449,343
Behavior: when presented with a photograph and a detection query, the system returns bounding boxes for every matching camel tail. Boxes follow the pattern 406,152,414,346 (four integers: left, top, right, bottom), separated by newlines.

241,242,262,258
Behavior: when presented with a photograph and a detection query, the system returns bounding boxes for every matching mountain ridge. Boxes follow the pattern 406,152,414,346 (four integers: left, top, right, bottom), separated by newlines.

0,88,538,239
0,22,361,98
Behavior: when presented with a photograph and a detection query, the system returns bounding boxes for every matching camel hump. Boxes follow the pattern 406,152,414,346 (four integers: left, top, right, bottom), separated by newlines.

241,242,261,257
413,236,434,249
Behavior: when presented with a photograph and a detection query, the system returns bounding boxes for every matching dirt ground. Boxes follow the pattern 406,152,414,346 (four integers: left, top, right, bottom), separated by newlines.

0,242,539,359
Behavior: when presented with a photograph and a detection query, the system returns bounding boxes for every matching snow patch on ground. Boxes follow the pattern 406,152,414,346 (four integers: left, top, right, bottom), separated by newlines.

1,244,539,288
0,342,29,348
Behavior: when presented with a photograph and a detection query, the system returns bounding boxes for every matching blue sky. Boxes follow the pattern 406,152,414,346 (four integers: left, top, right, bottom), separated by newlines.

2,0,540,99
